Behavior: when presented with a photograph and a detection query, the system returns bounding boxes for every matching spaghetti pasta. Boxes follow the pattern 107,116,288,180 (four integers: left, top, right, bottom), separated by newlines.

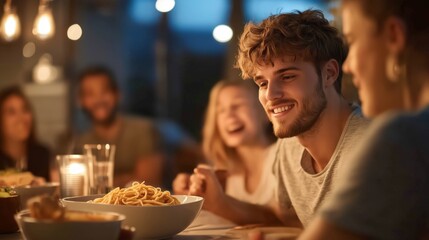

89,182,180,206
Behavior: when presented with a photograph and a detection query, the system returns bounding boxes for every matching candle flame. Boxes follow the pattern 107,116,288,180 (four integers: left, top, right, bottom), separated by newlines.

67,163,86,175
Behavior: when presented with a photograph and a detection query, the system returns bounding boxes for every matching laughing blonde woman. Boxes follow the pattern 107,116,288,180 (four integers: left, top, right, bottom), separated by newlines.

173,80,279,224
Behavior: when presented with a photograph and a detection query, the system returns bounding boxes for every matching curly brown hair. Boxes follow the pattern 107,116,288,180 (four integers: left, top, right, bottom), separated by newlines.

236,10,346,93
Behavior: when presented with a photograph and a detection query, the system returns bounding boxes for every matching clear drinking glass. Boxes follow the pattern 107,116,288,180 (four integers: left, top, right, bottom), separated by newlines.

83,144,115,194
57,155,91,198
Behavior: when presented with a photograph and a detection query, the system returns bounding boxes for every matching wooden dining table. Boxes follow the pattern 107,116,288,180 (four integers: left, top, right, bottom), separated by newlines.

0,210,302,240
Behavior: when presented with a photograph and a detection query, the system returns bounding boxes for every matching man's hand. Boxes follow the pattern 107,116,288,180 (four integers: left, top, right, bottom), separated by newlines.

172,173,191,195
189,164,227,212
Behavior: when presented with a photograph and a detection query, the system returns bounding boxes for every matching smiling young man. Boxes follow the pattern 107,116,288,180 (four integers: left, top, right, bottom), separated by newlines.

235,10,370,227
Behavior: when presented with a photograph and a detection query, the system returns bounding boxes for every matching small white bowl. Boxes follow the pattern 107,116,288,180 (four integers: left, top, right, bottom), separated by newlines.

15,183,59,209
15,210,125,240
62,195,203,239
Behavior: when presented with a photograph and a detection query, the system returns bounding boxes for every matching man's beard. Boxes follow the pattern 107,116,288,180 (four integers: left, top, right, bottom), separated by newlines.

273,79,327,138
82,105,118,127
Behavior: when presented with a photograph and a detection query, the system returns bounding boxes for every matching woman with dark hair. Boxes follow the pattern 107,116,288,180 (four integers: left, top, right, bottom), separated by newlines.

0,86,51,183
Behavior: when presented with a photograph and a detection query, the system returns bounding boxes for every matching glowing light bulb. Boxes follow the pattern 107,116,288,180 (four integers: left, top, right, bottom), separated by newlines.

0,8,20,41
213,25,233,43
155,0,175,13
33,6,55,40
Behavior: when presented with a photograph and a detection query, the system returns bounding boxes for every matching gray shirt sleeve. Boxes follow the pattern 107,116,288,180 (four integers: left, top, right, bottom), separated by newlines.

320,113,429,240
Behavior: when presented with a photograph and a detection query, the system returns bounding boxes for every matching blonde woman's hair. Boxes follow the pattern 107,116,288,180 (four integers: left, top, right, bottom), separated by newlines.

202,80,274,171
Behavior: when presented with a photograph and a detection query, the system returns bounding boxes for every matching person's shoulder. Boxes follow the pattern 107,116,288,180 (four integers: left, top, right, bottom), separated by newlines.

355,108,429,165
369,108,429,140
350,109,429,185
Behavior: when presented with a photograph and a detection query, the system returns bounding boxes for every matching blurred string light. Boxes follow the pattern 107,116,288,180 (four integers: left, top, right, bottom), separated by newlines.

155,0,175,13
33,0,55,40
23,42,36,58
212,24,233,43
67,24,82,41
0,0,21,42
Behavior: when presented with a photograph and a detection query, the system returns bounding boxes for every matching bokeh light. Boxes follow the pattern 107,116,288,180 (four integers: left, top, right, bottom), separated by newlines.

67,24,83,41
23,42,36,58
212,24,233,43
155,0,175,13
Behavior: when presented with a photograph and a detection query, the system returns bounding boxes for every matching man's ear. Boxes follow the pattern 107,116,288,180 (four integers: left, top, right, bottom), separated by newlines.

384,16,406,56
322,59,340,88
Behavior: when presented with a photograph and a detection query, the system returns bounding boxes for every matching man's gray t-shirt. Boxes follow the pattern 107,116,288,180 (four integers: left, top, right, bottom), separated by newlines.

274,107,369,226
74,115,160,175
321,107,429,239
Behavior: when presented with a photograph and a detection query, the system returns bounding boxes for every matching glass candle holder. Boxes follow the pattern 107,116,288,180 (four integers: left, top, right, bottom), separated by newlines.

57,155,91,198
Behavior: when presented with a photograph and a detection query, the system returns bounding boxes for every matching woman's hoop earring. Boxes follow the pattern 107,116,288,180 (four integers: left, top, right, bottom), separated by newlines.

387,55,405,83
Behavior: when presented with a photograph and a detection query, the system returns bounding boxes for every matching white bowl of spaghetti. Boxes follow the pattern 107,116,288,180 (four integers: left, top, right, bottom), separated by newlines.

61,182,203,239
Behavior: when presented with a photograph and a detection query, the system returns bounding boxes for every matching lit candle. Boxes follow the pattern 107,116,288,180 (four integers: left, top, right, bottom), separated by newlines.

61,162,89,197
67,162,86,175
